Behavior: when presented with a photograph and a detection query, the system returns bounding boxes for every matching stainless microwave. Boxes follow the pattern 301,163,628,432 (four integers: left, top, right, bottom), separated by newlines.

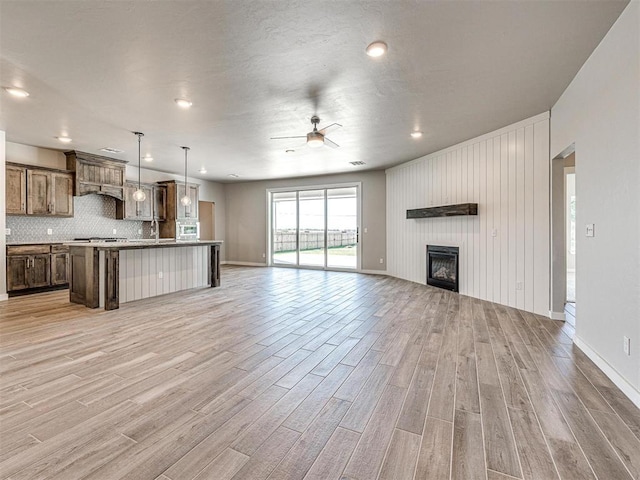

176,221,199,241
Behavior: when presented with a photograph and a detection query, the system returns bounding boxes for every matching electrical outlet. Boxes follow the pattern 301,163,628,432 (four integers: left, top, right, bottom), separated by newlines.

586,224,595,237
364,227,368,233
492,228,498,237
379,258,384,264
5,228,10,236
112,228,117,235
47,228,53,235
138,228,142,235
516,282,523,291
158,271,163,279
623,336,630,356
262,253,266,258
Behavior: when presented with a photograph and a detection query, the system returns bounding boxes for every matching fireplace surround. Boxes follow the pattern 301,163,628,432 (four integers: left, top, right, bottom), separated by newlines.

426,245,459,292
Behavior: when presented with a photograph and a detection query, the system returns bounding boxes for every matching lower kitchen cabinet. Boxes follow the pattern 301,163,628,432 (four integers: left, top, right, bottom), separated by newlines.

6,244,69,293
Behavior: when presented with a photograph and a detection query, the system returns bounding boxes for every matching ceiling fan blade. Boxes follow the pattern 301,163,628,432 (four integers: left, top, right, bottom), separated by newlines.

270,135,306,140
318,123,342,135
324,137,340,149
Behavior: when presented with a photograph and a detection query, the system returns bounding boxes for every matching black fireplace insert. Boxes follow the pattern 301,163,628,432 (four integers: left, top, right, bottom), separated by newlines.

427,245,459,292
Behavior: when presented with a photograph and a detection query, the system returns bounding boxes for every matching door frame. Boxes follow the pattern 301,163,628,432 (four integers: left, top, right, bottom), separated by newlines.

266,182,362,272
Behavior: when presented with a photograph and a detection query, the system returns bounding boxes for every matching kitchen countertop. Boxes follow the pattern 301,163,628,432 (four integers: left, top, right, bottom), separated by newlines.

66,240,223,250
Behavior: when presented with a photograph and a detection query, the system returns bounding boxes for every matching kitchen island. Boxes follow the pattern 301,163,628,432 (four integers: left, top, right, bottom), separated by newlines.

67,240,222,310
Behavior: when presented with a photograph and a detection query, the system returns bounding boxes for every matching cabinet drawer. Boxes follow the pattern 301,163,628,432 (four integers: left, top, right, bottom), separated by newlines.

8,245,50,255
51,244,70,254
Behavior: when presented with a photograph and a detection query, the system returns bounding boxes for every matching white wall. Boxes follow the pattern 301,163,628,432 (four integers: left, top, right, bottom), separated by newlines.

551,1,640,399
0,131,6,300
387,112,550,315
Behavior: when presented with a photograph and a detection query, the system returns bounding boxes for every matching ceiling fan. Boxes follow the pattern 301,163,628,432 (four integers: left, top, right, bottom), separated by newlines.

271,116,342,149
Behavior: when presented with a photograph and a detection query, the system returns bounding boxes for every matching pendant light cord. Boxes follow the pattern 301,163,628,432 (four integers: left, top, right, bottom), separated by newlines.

138,133,142,191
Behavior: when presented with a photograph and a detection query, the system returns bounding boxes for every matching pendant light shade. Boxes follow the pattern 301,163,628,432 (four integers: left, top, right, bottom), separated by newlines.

180,146,191,206
132,132,146,202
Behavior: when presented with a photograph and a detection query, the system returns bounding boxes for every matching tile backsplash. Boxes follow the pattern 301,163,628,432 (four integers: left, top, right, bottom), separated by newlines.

6,194,145,243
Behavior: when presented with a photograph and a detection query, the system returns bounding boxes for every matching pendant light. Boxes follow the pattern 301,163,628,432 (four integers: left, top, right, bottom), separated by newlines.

180,146,192,206
132,132,146,202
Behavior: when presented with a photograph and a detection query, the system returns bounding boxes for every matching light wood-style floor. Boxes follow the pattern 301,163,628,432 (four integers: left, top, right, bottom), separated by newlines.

1,266,639,480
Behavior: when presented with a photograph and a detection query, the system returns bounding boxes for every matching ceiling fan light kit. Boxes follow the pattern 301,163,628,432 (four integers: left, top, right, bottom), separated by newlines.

271,115,342,149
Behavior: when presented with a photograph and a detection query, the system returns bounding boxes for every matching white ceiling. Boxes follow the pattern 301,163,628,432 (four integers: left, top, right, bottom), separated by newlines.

0,0,628,182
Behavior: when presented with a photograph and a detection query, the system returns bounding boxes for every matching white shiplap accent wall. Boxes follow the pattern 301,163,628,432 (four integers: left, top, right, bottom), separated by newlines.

119,246,209,304
387,112,550,316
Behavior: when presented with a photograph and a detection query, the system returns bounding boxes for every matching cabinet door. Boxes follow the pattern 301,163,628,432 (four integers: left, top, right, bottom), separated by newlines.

27,170,50,215
6,166,27,215
154,185,167,221
176,183,199,219
30,254,51,288
138,185,154,220
124,183,139,219
7,256,29,291
51,172,74,216
188,185,199,219
51,253,69,285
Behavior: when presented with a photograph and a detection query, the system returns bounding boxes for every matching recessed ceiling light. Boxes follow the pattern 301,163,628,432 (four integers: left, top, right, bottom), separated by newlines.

57,136,72,143
410,131,423,138
228,173,239,178
144,155,153,162
366,41,387,57
199,167,207,174
285,149,295,154
174,98,193,108
4,87,29,97
100,147,124,154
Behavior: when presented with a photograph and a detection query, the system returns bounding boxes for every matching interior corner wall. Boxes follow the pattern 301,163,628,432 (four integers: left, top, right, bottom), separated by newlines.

0,131,7,300
386,112,550,316
550,1,640,397
223,170,386,271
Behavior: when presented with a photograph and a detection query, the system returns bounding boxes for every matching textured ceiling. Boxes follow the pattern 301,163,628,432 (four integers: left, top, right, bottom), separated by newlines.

0,0,628,182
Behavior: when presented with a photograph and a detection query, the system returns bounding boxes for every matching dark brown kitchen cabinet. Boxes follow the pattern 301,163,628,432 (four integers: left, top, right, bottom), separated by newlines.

116,182,154,220
7,244,69,293
6,245,51,292
153,184,167,221
6,165,27,215
6,164,73,217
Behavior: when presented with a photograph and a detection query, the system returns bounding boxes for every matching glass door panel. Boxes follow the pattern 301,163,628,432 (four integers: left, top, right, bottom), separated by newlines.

299,190,325,267
272,191,297,265
327,187,358,269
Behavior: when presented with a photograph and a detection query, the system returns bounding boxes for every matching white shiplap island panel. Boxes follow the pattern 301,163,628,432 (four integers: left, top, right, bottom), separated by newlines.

119,246,209,304
386,112,550,316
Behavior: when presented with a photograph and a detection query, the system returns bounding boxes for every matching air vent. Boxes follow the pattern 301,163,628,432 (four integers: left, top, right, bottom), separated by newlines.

100,147,124,154
350,161,366,166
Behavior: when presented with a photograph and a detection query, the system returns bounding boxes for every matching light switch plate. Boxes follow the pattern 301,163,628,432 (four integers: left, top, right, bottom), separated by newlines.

47,228,53,235
586,224,595,237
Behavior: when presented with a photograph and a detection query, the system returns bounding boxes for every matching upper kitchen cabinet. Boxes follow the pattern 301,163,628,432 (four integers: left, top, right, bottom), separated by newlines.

153,184,167,221
6,164,26,215
65,151,127,201
5,163,74,217
158,180,199,221
116,182,154,221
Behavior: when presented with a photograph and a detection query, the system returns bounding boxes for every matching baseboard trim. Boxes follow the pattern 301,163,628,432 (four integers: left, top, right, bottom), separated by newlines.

0,293,8,302
359,269,388,275
222,261,268,267
574,336,640,409
549,311,566,321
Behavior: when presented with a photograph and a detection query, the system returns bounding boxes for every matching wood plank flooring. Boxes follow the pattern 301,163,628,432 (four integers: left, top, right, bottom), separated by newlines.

1,266,639,480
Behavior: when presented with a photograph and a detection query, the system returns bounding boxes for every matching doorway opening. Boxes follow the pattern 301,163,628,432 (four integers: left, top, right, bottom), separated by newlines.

269,184,360,271
551,146,575,325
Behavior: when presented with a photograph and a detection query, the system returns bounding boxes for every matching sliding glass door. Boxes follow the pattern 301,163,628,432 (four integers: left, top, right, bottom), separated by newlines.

270,185,359,270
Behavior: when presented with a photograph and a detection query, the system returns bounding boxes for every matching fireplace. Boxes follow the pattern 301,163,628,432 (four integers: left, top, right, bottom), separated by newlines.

427,245,459,292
